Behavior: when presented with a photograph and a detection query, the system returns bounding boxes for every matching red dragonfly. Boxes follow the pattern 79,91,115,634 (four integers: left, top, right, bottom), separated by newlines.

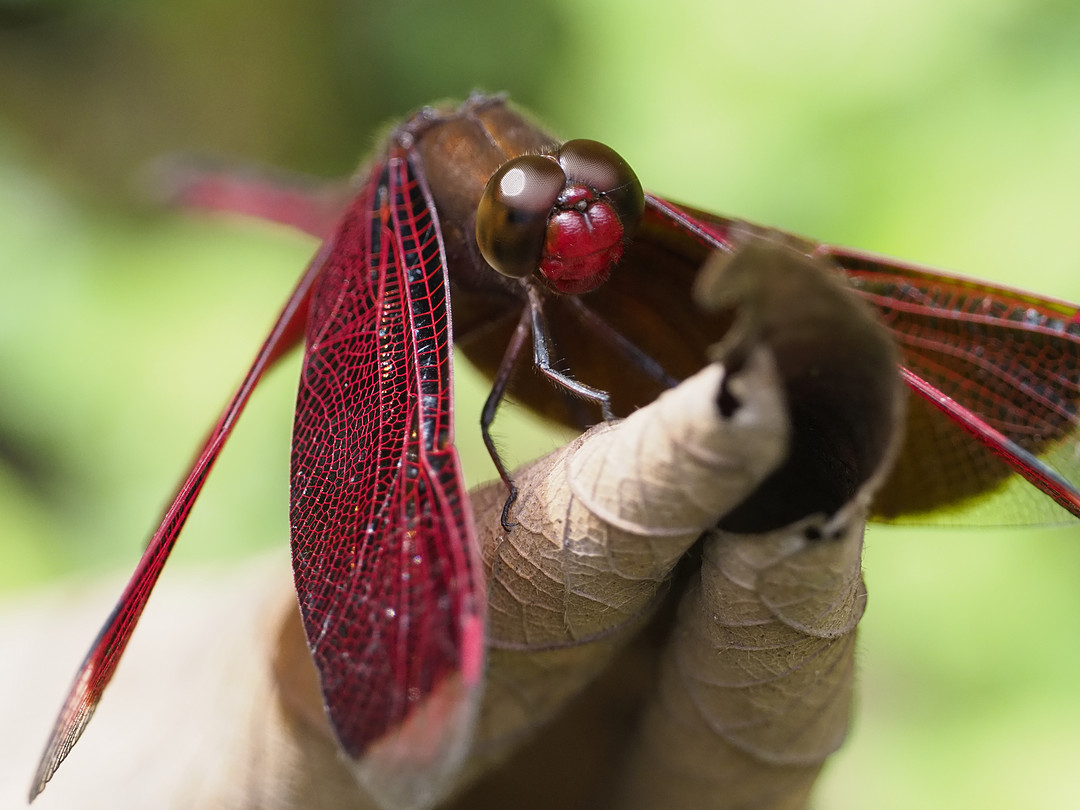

31,93,1080,808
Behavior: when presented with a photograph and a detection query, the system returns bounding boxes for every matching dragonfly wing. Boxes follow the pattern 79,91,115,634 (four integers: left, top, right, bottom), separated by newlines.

638,195,1080,524
289,148,485,810
28,237,326,803
154,156,352,239
834,247,1080,524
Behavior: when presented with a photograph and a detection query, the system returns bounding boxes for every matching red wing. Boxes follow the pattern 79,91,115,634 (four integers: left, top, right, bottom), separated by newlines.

289,149,485,809
644,195,1080,525
829,246,1080,524
154,157,352,239
29,239,326,802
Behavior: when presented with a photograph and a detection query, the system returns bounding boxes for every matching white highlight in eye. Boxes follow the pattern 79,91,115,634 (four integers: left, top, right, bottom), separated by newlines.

500,167,527,197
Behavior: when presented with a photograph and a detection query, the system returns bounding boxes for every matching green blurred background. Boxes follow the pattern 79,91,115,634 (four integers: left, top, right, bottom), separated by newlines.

2,1,1079,807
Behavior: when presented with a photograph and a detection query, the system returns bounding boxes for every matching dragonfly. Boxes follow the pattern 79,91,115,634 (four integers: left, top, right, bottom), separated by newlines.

30,92,1080,809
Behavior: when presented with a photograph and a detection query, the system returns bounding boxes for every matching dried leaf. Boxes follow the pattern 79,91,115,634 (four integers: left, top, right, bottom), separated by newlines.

464,349,790,775
614,517,866,810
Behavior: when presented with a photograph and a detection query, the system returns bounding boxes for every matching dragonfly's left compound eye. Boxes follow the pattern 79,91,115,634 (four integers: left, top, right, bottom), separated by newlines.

477,139,645,295
476,155,566,281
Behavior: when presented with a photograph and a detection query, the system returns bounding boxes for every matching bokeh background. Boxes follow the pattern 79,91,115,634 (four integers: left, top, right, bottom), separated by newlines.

2,1,1080,807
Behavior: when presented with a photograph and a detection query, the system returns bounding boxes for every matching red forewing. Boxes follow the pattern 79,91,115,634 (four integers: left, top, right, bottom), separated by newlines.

289,147,484,807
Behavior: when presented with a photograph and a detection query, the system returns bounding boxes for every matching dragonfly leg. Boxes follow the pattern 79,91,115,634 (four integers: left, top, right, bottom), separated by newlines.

481,284,619,530
481,305,532,530
525,284,615,421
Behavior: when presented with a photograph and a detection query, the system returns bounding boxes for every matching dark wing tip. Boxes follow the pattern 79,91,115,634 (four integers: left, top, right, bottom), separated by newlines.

28,668,99,803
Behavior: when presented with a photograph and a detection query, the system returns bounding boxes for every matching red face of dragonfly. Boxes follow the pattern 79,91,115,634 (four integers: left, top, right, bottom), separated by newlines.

31,94,1080,809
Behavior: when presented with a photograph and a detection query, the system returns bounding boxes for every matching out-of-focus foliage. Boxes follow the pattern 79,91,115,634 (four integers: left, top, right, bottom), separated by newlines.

1,1,1079,808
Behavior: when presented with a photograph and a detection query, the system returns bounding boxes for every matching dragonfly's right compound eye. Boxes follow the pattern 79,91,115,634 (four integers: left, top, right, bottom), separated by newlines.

476,155,566,280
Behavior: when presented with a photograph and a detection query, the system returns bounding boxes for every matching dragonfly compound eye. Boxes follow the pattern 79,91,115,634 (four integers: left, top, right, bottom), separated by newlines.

476,154,565,280
555,139,645,234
